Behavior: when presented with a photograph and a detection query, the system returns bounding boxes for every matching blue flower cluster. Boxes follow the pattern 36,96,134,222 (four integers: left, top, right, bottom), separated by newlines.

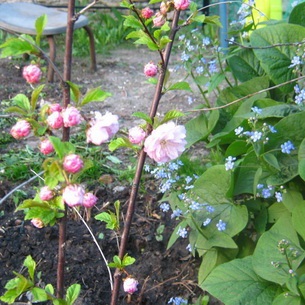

256,184,283,202
168,297,188,305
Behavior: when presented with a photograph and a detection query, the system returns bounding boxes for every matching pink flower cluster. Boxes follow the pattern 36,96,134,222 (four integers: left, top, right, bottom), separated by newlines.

62,184,98,208
63,154,84,174
40,186,54,201
174,0,190,10
10,120,31,139
141,7,154,19
22,64,42,84
144,121,187,163
128,126,146,144
86,111,119,145
40,138,54,155
47,105,82,130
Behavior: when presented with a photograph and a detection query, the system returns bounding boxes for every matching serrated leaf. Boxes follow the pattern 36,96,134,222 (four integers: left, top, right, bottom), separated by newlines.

35,14,47,46
67,81,81,104
81,87,112,106
123,15,142,29
122,254,136,267
167,81,192,92
193,15,206,23
31,84,45,111
13,94,31,111
31,287,49,302
132,111,152,124
0,37,37,57
161,110,184,124
5,106,28,115
23,255,36,281
48,136,75,159
108,137,134,152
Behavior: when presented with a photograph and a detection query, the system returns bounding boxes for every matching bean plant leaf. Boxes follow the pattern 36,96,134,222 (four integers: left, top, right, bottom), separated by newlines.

250,23,305,93
202,256,278,305
252,215,305,285
66,284,81,305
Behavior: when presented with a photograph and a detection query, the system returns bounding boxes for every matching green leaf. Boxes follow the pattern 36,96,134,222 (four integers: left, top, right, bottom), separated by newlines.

193,165,231,205
193,14,206,23
31,287,49,302
67,81,82,104
81,87,112,106
122,254,136,267
250,23,305,93
227,48,264,82
289,2,305,27
94,212,118,230
204,15,221,27
5,106,27,115
35,14,47,46
298,138,305,181
272,292,302,305
202,256,278,305
108,137,134,152
252,215,305,285
167,81,192,92
0,36,37,57
292,200,305,241
66,284,81,305
185,111,219,147
161,110,184,124
23,255,36,281
123,15,142,29
48,136,75,159
13,94,31,112
282,190,303,213
31,85,45,111
263,153,281,171
149,0,162,4
132,111,152,124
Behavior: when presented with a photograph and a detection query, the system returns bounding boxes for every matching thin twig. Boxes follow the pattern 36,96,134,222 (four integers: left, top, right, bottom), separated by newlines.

0,171,44,205
73,207,114,290
229,39,305,50
73,0,99,20
193,74,305,112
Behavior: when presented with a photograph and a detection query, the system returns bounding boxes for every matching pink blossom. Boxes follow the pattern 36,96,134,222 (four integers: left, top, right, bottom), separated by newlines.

144,62,158,77
22,64,42,84
160,1,168,15
62,184,85,207
48,103,62,114
141,7,154,19
174,0,190,10
63,154,84,174
144,122,187,163
40,139,54,155
47,111,64,129
31,218,44,228
62,106,82,127
40,186,54,201
123,277,138,295
10,120,31,139
86,111,119,145
153,12,166,27
128,126,146,144
83,192,98,208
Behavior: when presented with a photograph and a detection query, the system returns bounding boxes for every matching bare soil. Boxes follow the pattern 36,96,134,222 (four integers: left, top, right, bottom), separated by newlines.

0,45,218,305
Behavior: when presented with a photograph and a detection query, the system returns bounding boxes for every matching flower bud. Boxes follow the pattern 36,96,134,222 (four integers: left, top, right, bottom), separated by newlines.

62,106,82,127
83,192,98,208
141,7,154,19
153,12,166,27
123,277,138,295
47,111,64,129
40,139,54,155
10,120,31,139
31,218,44,228
160,1,168,15
144,62,158,77
128,126,146,144
63,154,84,174
40,186,54,201
174,0,190,10
62,184,85,207
48,103,62,114
22,64,42,84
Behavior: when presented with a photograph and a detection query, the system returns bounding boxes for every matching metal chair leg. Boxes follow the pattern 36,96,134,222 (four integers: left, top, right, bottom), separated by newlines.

47,35,56,82
84,25,97,72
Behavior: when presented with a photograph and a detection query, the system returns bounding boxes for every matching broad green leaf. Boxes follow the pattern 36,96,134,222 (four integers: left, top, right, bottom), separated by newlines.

66,284,81,305
193,14,206,23
81,87,111,106
5,106,27,115
268,202,289,223
282,190,303,212
122,254,136,267
193,165,231,204
298,138,305,181
292,200,305,241
204,15,221,27
202,256,278,305
250,23,305,93
289,2,305,27
48,136,75,159
272,292,302,305
167,220,188,249
45,283,54,296
253,215,305,285
0,36,37,57
208,72,226,94
161,110,184,124
227,48,264,82
263,153,281,171
123,15,142,29
198,249,218,284
13,94,31,111
185,111,219,147
23,255,36,281
167,81,192,92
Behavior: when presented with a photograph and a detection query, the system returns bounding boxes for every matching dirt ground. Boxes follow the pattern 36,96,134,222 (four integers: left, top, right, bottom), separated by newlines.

0,45,218,305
